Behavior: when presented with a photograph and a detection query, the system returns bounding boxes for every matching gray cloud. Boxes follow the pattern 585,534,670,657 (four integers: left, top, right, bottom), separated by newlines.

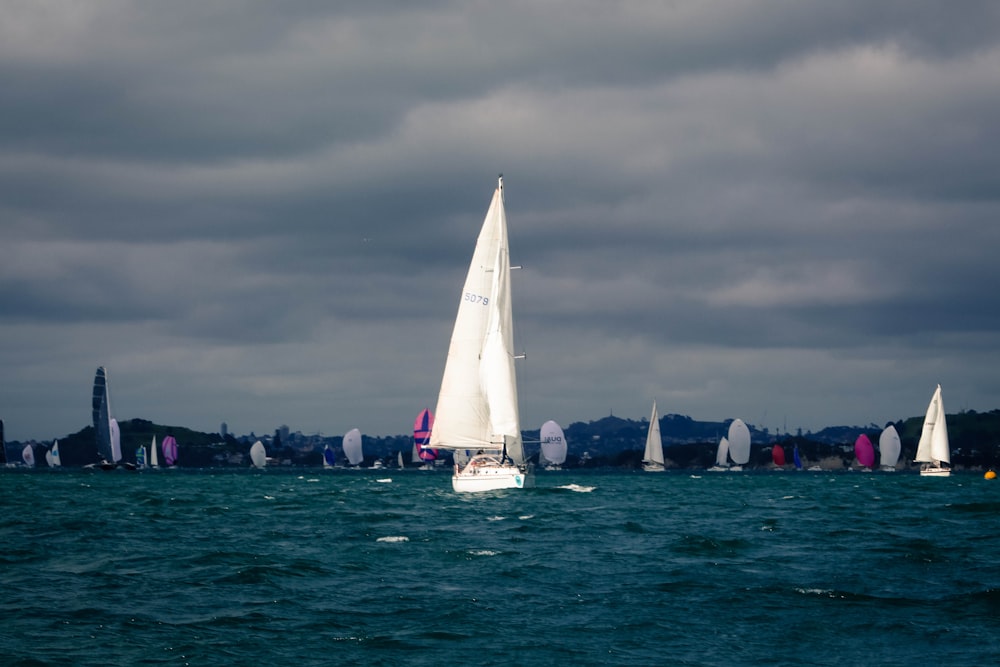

3,1,999,442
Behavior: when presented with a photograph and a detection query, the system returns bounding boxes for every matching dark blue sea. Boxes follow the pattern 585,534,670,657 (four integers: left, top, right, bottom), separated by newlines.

3,468,999,666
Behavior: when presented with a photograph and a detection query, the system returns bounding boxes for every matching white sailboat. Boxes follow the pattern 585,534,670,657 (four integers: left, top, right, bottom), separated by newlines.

727,419,751,471
707,436,729,472
22,444,35,468
342,428,364,467
250,440,267,469
879,424,901,471
915,384,951,477
47,440,62,467
429,176,531,493
539,420,567,470
642,401,665,472
150,435,160,468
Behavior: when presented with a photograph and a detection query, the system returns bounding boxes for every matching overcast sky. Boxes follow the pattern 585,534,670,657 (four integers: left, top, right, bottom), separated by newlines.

3,1,1000,443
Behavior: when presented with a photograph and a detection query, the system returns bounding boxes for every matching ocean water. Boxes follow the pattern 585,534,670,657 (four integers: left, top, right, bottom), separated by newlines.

3,468,1000,666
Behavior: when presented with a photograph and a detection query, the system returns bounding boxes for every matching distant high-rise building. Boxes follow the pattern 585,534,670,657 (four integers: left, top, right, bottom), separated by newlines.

220,422,228,438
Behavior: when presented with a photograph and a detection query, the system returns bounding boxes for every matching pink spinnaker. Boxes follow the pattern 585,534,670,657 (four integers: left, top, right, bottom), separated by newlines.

854,434,875,468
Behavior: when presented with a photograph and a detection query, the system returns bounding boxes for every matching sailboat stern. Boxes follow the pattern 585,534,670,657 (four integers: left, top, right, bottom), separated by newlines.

452,453,533,493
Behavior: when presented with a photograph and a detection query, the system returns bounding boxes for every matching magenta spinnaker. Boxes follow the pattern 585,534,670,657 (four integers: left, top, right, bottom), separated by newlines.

854,434,875,468
414,409,437,461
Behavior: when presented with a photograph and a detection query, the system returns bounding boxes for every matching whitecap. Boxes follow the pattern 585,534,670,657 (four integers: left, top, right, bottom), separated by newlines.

263,495,275,500
468,549,499,557
518,515,534,520
375,478,392,484
487,515,506,521
558,484,595,493
376,536,409,543
306,478,320,483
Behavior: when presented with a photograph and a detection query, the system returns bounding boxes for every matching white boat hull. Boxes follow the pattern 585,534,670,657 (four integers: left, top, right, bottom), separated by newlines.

452,460,530,493
643,463,665,472
920,465,951,477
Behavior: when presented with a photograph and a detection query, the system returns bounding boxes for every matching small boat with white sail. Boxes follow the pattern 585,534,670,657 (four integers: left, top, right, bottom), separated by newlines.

47,440,62,468
727,419,751,471
342,428,363,467
539,420,567,470
707,437,730,471
879,425,901,471
429,176,531,492
642,401,665,472
250,440,267,469
915,384,951,477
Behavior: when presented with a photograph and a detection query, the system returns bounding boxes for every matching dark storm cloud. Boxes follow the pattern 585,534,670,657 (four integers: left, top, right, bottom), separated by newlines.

2,1,1000,441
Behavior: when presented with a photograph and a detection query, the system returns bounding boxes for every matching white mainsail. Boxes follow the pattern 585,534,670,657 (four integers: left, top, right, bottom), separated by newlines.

150,435,160,468
715,437,730,467
879,425,901,470
915,384,950,476
642,401,665,471
47,440,62,467
429,176,529,492
727,419,751,467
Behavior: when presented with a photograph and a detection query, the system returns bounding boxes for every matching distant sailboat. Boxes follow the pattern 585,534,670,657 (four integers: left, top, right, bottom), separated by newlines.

91,366,121,469
47,440,62,468
708,437,730,472
727,419,751,471
150,436,160,468
249,440,267,469
413,409,436,469
539,420,568,470
854,434,875,470
342,428,363,467
429,176,531,492
793,444,803,470
642,401,665,472
162,435,178,468
915,384,951,477
323,444,336,468
135,444,147,469
879,425,901,471
772,443,786,468
22,444,35,468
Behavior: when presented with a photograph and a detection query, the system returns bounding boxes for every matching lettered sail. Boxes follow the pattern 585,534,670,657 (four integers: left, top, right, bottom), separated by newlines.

915,384,951,477
429,176,530,492
539,420,567,468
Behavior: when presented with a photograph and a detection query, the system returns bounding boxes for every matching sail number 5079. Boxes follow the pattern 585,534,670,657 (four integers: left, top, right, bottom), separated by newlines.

464,292,489,306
